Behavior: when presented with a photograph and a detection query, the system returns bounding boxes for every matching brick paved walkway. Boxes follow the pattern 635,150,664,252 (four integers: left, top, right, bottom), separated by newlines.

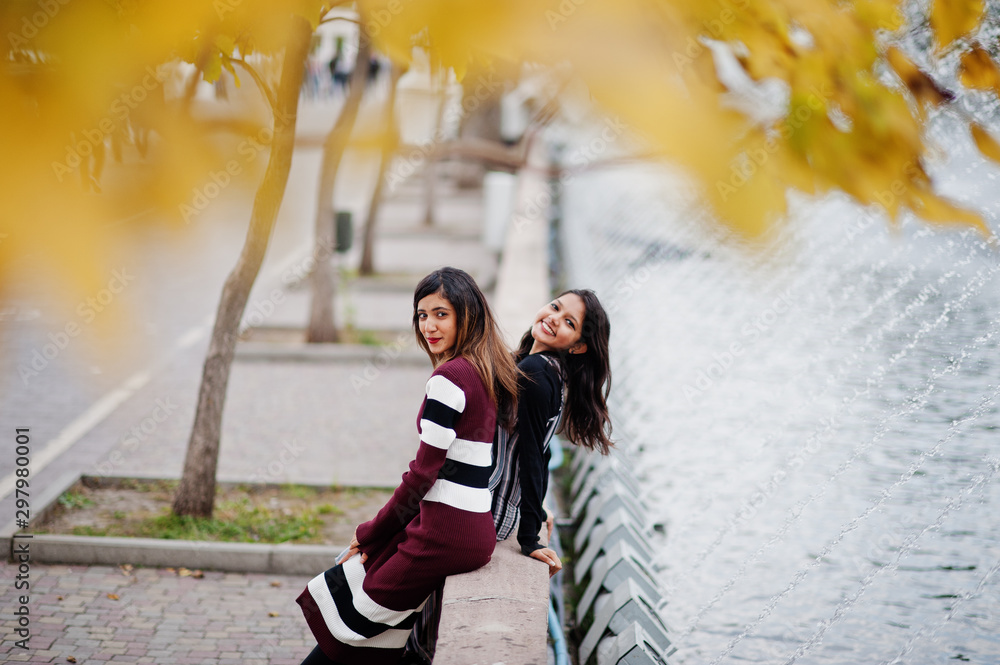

1,561,315,664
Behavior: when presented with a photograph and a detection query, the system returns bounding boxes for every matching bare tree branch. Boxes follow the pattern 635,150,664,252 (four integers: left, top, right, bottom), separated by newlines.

226,55,278,116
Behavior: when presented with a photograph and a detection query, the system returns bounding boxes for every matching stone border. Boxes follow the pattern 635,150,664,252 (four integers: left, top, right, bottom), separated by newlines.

0,469,80,563
2,473,341,575
235,340,428,364
19,534,339,576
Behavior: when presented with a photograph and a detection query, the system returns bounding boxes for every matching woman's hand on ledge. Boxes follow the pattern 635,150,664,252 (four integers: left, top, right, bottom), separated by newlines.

337,528,368,565
530,547,562,578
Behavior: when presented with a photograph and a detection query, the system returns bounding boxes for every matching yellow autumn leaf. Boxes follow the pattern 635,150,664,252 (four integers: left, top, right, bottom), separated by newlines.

214,34,236,56
930,0,984,52
910,188,990,235
708,149,791,240
970,124,1000,164
852,0,904,32
959,45,1000,95
885,47,954,112
296,0,328,31
736,26,797,81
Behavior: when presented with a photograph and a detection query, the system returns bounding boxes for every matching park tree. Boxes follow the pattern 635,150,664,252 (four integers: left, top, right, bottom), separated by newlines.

360,62,404,276
305,26,372,343
2,1,328,517
172,8,322,517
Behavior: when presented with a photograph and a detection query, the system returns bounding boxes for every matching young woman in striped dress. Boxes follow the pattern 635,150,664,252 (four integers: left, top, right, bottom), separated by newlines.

297,267,520,665
491,289,614,576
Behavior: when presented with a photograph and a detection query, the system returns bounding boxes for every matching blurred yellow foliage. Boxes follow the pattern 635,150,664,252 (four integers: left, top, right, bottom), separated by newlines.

960,44,1000,95
886,46,955,113
0,0,325,329
2,0,996,325
360,0,992,240
970,124,1000,165
929,0,983,52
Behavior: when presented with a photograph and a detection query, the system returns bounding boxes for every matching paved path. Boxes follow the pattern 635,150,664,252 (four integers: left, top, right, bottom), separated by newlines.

1,561,314,665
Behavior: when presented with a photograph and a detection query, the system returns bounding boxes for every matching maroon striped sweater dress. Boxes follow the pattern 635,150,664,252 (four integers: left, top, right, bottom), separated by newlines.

297,356,498,664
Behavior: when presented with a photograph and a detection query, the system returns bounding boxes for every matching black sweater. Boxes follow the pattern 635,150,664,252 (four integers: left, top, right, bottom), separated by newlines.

512,352,564,555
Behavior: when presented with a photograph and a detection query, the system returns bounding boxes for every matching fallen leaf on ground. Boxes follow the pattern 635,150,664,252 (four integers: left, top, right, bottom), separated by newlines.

268,611,279,617
270,581,282,587
107,593,119,600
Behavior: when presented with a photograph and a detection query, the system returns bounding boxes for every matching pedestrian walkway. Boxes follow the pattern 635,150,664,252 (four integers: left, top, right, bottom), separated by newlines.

1,90,508,663
0,563,314,665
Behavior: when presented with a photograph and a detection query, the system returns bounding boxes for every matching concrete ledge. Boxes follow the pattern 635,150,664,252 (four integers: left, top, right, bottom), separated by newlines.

494,142,553,347
21,533,340,575
4,474,342,574
434,534,550,665
234,340,428,364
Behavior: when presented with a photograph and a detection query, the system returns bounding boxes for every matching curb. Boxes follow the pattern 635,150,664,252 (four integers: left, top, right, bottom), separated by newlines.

21,534,339,575
4,473,342,575
234,340,428,364
0,469,80,564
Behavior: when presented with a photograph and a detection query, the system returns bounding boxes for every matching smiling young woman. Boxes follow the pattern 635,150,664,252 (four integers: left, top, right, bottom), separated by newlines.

491,288,613,576
416,291,457,354
296,267,519,665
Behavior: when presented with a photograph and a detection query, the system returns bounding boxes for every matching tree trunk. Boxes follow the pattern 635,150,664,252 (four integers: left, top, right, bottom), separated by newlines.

172,17,313,518
422,86,447,227
454,77,502,189
359,64,403,276
305,31,372,343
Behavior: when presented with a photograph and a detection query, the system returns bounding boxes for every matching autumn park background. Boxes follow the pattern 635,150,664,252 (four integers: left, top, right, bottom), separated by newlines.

2,1,1000,664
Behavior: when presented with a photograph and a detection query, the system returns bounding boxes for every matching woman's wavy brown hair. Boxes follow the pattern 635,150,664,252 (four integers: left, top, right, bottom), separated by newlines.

413,267,520,431
516,288,613,455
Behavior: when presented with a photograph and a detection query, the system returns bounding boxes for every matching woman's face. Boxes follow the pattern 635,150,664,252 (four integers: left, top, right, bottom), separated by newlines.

530,293,587,354
417,291,457,355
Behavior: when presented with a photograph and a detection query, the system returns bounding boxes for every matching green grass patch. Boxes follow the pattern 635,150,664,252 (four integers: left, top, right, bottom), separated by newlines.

57,492,95,509
38,479,394,546
72,498,325,544
356,330,383,346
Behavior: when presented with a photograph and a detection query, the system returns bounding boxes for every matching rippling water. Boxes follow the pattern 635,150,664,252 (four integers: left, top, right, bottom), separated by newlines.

556,119,1000,664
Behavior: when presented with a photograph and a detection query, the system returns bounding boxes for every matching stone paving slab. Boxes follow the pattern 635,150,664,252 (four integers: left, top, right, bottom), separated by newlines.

256,286,415,333
0,561,316,664
92,345,431,487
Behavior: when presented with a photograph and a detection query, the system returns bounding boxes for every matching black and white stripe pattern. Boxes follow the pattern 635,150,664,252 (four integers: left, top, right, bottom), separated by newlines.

420,374,494,513
305,555,427,649
490,355,564,540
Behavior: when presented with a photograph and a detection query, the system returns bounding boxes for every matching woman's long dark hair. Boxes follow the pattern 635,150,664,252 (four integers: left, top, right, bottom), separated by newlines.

516,288,613,455
413,267,520,431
